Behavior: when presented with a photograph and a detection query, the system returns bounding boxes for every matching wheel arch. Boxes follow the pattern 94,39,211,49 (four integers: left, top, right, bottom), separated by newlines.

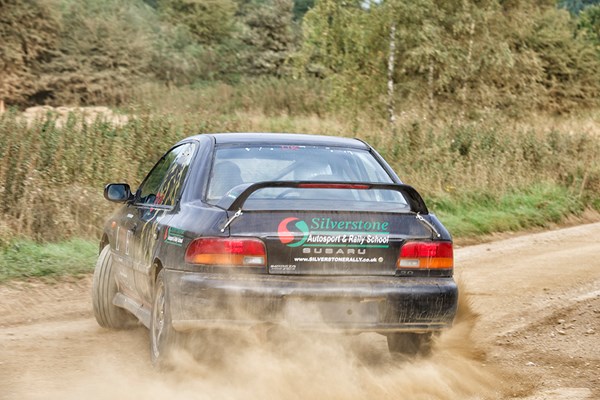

99,234,110,254
151,257,164,284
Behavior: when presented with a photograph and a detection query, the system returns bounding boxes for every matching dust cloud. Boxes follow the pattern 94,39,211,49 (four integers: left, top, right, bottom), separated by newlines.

28,288,504,400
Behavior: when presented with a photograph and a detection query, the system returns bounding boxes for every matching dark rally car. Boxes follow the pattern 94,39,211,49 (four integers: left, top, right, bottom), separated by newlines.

93,133,457,365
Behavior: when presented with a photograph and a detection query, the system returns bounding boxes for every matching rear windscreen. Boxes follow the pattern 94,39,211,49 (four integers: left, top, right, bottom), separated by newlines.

207,145,409,211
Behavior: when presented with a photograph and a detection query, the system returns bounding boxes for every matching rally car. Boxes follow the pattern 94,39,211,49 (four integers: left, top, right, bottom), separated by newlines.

92,133,457,365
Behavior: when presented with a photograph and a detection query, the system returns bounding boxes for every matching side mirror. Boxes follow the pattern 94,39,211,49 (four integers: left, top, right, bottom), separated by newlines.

104,183,133,203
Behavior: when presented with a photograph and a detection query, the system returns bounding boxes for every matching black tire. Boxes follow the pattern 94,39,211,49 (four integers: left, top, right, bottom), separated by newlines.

150,269,183,368
92,245,136,329
386,332,433,357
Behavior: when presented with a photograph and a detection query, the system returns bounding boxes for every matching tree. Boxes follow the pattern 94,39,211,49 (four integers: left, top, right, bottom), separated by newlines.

38,0,158,105
525,7,600,111
297,0,600,115
577,4,600,46
153,0,248,83
297,0,389,114
292,0,315,20
0,0,61,106
298,0,507,112
241,0,296,76
558,0,600,15
158,0,238,45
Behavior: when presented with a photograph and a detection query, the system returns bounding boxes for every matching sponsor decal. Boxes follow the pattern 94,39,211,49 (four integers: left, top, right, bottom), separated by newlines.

292,256,381,264
311,217,389,232
270,264,297,271
164,227,185,246
302,247,367,255
125,230,132,255
277,217,391,250
277,217,309,247
115,226,121,251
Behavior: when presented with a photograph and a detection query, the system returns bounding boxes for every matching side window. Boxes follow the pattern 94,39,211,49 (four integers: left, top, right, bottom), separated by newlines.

137,143,196,206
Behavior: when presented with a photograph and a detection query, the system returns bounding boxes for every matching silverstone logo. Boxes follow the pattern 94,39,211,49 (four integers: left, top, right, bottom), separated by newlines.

278,217,310,247
278,217,390,248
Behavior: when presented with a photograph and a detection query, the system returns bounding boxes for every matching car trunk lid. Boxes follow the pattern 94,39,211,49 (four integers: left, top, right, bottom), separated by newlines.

229,210,433,275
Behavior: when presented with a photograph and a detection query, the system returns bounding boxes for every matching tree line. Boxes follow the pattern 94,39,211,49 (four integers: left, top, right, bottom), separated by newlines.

1,0,599,115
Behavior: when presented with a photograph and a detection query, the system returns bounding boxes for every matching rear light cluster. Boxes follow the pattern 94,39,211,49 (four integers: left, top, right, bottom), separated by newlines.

185,238,266,267
397,241,453,270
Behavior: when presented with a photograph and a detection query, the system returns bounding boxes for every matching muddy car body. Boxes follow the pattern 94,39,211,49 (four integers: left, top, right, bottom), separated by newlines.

92,133,458,365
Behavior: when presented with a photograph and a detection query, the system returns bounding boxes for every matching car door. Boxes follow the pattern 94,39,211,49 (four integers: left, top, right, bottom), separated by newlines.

127,142,196,304
110,206,138,298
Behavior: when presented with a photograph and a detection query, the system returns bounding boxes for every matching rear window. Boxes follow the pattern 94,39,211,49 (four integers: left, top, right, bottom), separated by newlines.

207,145,409,211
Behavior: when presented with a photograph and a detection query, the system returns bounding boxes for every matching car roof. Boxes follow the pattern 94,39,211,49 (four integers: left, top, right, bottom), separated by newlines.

182,133,369,149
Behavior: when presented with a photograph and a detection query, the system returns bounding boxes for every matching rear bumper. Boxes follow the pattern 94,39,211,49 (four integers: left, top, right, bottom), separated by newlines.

164,269,458,333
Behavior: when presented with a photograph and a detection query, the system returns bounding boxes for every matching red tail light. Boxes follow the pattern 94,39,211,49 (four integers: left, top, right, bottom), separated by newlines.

185,238,266,267
397,241,453,269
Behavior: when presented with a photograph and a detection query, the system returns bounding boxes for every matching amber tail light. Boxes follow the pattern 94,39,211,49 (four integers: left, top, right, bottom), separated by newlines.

185,238,266,267
397,241,453,269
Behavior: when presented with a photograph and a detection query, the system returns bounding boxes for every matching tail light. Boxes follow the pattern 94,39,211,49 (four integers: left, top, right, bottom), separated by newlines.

185,237,266,267
397,241,453,269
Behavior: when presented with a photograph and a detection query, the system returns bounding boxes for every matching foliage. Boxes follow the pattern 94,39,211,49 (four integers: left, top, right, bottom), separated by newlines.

297,0,388,115
240,0,296,76
1,104,599,243
131,77,330,116
297,0,600,114
558,0,600,15
147,24,209,86
520,7,600,112
0,110,187,241
0,0,61,106
292,0,315,20
2,0,600,113
432,184,584,237
577,4,600,46
157,0,238,45
38,0,159,105
364,114,600,204
154,0,301,82
0,238,97,282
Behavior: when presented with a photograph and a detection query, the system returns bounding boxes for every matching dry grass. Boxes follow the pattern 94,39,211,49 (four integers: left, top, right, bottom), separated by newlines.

1,96,599,243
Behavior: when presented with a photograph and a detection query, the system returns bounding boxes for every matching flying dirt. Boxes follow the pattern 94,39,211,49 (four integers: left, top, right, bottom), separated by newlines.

1,223,599,399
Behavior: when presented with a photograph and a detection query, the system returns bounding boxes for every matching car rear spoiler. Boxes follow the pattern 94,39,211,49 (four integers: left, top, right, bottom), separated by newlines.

223,181,429,214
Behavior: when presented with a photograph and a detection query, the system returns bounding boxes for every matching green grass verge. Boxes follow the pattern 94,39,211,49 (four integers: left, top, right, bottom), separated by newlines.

430,184,584,238
0,238,97,283
0,183,590,282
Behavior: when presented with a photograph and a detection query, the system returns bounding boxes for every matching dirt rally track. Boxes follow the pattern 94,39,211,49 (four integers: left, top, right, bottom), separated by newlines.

1,223,599,400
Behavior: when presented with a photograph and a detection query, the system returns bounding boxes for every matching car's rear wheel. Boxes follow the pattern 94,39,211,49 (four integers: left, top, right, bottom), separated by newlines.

386,332,433,356
150,269,183,368
92,245,136,329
